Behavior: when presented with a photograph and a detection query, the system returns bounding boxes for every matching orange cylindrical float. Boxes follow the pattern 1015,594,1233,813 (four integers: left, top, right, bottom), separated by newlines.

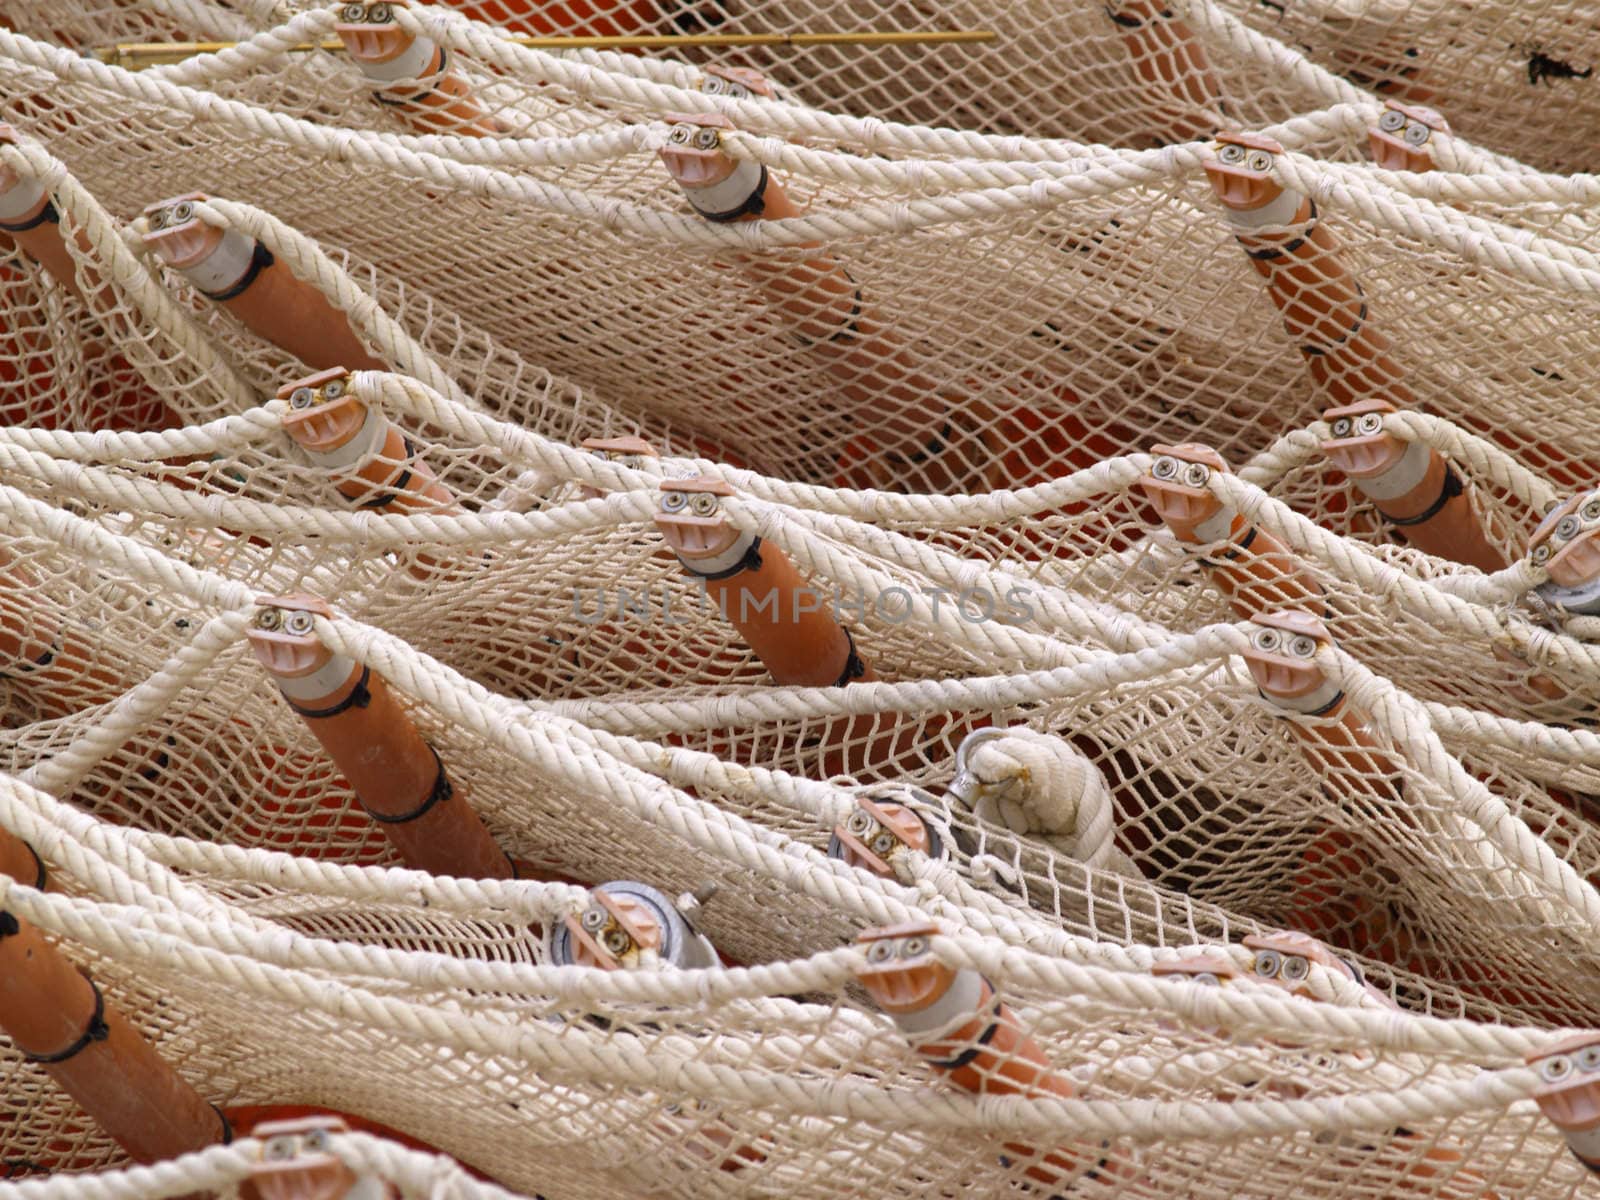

0,152,87,304
0,826,229,1163
544,880,720,971
1241,611,1398,801
334,2,505,137
0,827,46,893
246,593,514,880
657,111,996,494
576,434,660,500
141,194,386,375
1203,132,1389,417
1320,399,1505,572
658,100,1143,495
0,543,131,719
1249,936,1498,1200
279,368,457,513
0,125,176,432
653,476,873,690
1205,129,1594,493
541,882,763,1171
1241,929,1398,1009
653,476,912,776
1103,0,1226,144
855,921,1127,1192
1240,612,1402,960
1138,442,1326,619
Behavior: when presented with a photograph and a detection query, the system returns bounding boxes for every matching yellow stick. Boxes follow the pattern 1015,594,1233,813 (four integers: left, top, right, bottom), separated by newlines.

94,29,996,70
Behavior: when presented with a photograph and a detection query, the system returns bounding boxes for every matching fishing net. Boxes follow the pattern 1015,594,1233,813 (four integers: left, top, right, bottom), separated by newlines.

0,1,1598,1198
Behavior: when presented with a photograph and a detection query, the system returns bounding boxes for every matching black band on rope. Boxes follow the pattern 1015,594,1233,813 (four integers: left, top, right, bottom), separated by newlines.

359,436,419,509
284,665,372,719
23,975,109,1064
0,199,59,233
200,241,273,302
791,282,865,348
691,163,770,223
922,998,1004,1070
362,745,454,825
682,535,764,581
832,628,868,688
1379,464,1463,527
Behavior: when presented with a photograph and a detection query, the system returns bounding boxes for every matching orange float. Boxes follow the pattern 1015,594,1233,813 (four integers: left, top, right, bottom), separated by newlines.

1138,442,1326,619
334,2,506,137
1205,129,1594,500
1103,0,1227,144
0,825,229,1163
855,921,1133,1192
141,194,387,375
1320,398,1505,573
0,125,177,432
246,593,516,880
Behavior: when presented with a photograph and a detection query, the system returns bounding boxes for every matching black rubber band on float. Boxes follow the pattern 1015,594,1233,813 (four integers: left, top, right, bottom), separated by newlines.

681,536,764,581
284,665,372,719
1104,3,1175,26
691,164,770,223
375,45,450,105
1199,524,1257,565
922,998,1004,1070
1259,687,1346,717
1300,301,1368,358
212,1105,234,1145
8,635,62,677
359,435,419,510
1239,200,1319,260
1379,464,1462,527
200,241,274,302
832,628,867,688
23,975,109,1064
791,282,865,349
997,1144,1111,1188
892,421,954,468
0,911,17,940
0,199,59,233
362,745,453,825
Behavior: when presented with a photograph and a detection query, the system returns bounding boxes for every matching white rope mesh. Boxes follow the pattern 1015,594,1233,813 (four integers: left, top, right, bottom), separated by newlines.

0,1,1597,1198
